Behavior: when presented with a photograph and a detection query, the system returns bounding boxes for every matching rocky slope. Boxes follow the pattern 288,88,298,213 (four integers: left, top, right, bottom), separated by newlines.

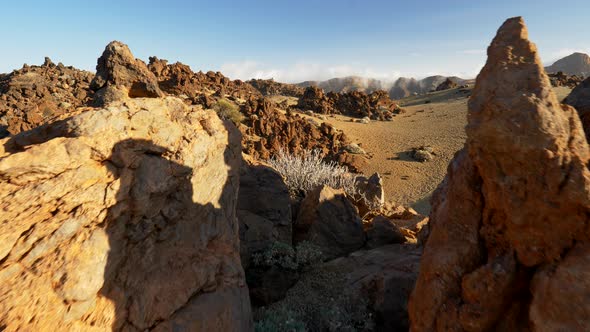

240,96,350,161
0,97,251,331
296,86,400,120
0,42,350,171
297,76,386,94
297,75,468,99
409,17,590,331
148,57,261,102
545,52,590,76
0,57,94,137
247,79,305,97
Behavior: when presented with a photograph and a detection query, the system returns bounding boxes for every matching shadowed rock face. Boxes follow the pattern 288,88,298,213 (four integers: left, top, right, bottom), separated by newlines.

0,98,252,331
565,76,590,140
409,17,590,331
90,41,165,106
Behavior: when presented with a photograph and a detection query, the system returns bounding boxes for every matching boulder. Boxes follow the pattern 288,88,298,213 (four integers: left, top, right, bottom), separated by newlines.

0,97,252,331
564,76,590,140
354,172,385,215
409,17,590,331
294,185,365,259
336,151,368,173
238,156,292,268
365,216,407,248
90,41,165,106
435,78,458,91
259,244,421,331
410,145,435,162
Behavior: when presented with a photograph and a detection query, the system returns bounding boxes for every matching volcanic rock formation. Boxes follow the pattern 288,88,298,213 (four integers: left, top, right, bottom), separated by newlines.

247,79,304,97
435,78,458,91
0,98,252,331
409,17,590,331
0,59,94,137
240,96,349,162
294,185,365,260
90,41,165,106
296,87,398,120
148,57,261,101
548,71,584,88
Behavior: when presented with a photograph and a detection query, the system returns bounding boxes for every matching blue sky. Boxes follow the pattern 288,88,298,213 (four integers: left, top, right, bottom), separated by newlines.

1,0,589,82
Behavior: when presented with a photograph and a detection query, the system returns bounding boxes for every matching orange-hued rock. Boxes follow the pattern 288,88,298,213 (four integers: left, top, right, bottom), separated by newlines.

0,97,252,331
0,59,94,137
90,41,165,106
294,185,365,259
409,17,590,331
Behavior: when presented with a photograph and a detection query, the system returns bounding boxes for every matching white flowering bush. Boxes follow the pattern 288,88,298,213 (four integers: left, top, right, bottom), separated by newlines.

268,149,358,197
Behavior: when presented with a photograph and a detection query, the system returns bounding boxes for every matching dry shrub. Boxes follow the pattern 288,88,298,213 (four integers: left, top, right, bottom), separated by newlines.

268,149,358,197
213,98,244,124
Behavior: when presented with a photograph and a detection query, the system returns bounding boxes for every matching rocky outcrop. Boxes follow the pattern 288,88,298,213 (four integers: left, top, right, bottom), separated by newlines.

389,75,467,99
90,41,165,106
365,216,407,249
564,76,590,140
247,79,304,97
354,172,385,215
409,17,590,331
0,97,252,331
294,185,365,259
148,57,261,101
296,86,335,114
435,77,458,91
0,58,94,137
296,87,398,120
548,71,584,88
241,97,348,161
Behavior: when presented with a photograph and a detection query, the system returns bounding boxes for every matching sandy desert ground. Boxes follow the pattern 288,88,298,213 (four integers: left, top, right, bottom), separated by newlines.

279,85,573,215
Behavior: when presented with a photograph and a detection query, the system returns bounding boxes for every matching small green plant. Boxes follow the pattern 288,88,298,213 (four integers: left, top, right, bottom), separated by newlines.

323,295,374,331
213,98,244,124
252,242,298,270
295,241,323,267
252,241,323,270
255,307,306,332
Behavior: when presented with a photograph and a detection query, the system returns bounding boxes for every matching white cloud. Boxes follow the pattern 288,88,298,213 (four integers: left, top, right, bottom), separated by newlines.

219,61,403,83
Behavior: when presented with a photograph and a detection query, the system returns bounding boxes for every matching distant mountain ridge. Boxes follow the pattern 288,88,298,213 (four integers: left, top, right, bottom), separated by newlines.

545,52,590,77
296,75,469,99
